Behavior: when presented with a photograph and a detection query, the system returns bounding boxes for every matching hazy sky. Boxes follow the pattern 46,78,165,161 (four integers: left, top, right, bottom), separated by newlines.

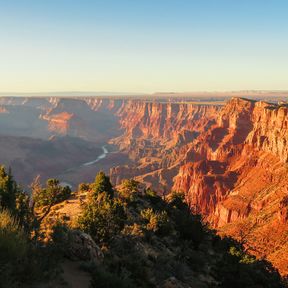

0,0,287,93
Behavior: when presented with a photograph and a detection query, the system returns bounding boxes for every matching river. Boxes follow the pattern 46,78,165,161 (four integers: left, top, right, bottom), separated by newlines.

82,145,109,166
59,145,109,188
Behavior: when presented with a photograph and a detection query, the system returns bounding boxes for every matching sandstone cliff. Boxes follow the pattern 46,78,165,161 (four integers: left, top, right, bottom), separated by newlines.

107,97,288,275
0,96,288,275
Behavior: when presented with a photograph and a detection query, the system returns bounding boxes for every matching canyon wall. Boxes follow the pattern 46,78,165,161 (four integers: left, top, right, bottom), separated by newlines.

0,96,288,274
107,97,288,275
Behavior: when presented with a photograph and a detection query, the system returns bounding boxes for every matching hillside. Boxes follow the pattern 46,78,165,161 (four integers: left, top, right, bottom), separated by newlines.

0,169,285,287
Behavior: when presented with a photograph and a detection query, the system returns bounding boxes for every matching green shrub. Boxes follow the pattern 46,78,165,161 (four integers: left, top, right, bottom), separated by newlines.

118,179,140,201
0,166,18,210
91,171,114,199
78,193,126,243
0,209,27,262
34,178,71,207
141,208,171,236
79,182,90,192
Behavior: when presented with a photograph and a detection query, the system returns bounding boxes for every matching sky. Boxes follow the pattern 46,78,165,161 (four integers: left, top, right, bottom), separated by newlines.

0,0,287,94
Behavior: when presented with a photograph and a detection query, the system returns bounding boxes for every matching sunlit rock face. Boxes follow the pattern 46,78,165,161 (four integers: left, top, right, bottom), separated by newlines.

108,97,288,275
0,96,288,275
170,98,288,276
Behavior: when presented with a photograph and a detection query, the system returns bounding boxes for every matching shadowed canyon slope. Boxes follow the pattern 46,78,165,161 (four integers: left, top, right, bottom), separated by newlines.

0,96,288,275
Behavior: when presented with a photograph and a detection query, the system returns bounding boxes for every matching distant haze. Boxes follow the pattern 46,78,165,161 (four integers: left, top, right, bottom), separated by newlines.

0,90,287,99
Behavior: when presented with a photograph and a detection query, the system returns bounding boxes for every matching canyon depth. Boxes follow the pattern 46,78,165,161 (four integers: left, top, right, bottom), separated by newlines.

0,95,287,275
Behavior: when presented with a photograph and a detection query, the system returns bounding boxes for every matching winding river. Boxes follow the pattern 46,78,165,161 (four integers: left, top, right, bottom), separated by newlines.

82,145,109,166
59,145,109,188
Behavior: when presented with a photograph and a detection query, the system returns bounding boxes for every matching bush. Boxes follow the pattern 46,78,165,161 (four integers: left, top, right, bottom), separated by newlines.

79,182,90,192
78,193,126,243
0,209,27,262
34,178,71,207
141,208,171,236
91,171,114,199
0,166,18,210
0,209,28,288
122,223,144,237
118,179,140,201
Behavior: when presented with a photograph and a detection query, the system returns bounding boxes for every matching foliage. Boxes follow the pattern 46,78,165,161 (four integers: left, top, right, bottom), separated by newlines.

229,246,256,264
91,171,114,199
0,166,284,288
141,208,171,236
0,168,66,287
0,209,60,288
78,182,90,192
0,166,18,210
76,180,284,287
33,178,71,208
78,192,126,243
0,209,27,262
144,187,157,198
122,223,144,237
213,236,284,288
168,193,205,248
167,190,186,209
118,179,140,201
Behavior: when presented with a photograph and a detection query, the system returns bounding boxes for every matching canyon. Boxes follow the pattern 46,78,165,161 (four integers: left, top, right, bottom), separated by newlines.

0,95,287,275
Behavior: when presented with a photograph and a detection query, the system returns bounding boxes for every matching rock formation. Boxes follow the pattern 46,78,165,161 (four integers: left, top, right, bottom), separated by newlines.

108,97,288,275
0,96,288,274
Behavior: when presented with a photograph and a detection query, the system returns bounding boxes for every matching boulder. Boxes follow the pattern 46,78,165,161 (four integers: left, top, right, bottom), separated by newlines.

66,230,103,263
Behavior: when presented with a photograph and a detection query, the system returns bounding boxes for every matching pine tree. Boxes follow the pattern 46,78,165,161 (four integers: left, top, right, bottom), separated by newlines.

0,166,17,210
91,171,114,199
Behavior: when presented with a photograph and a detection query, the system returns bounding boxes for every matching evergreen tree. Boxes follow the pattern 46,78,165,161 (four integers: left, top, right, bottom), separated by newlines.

78,192,126,243
0,166,18,210
118,179,140,201
34,178,71,208
91,171,114,199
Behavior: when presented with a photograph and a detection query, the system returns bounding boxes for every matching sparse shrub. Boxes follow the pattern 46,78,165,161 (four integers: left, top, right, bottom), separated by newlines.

34,178,71,207
145,188,157,197
118,179,140,201
172,207,204,248
167,191,186,210
122,223,144,237
229,246,256,264
79,182,90,192
15,191,33,230
141,208,171,236
50,221,70,255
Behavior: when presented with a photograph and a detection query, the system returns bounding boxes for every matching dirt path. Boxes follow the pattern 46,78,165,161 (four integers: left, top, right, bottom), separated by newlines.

61,260,91,288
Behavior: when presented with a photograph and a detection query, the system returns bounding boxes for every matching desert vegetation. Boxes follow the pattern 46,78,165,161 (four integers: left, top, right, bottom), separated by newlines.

0,167,286,287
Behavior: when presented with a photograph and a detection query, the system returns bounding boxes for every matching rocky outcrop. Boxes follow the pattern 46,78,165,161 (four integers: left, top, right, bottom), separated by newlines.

279,196,288,224
109,101,221,187
66,230,103,263
172,98,288,222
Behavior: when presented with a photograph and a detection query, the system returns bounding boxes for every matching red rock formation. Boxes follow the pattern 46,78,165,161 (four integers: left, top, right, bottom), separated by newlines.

109,97,288,275
109,101,221,187
171,98,288,275
1,95,288,274
43,111,75,134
